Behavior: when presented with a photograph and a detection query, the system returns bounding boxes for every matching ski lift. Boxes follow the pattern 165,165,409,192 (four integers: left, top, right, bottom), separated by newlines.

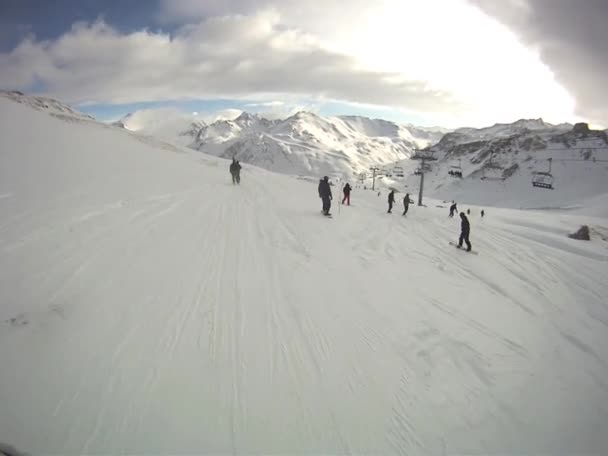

414,168,422,175
532,158,554,189
393,166,404,177
448,159,463,178
480,151,505,181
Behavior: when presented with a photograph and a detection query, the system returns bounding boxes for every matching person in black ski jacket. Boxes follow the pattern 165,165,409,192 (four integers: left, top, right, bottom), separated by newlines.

388,190,395,213
458,212,472,251
342,183,352,206
229,158,241,185
449,201,458,217
318,176,333,216
402,193,412,216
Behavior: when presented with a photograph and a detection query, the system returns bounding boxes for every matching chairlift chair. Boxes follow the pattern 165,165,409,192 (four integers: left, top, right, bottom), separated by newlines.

531,158,554,189
449,160,463,178
532,172,554,189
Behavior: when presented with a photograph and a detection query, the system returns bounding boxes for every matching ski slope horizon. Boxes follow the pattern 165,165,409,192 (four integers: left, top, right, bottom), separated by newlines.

111,97,608,215
1,94,608,454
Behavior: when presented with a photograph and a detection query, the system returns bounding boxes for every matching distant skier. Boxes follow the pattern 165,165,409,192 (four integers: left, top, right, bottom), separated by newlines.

318,176,333,216
467,208,471,215
235,160,241,184
402,193,412,216
342,183,352,206
388,190,395,213
449,201,458,217
458,212,472,251
318,179,324,211
229,158,241,185
481,209,485,218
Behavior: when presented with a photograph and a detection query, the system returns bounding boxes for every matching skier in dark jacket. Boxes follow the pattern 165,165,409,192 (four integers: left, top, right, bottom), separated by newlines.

229,159,241,184
402,193,412,216
388,190,395,213
318,176,332,216
449,201,458,217
481,209,485,218
458,212,472,251
342,183,352,206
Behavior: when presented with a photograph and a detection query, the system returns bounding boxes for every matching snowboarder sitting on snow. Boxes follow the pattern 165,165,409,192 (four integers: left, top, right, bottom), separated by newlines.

449,201,458,217
458,212,472,251
342,183,352,206
229,158,242,185
387,190,395,213
402,193,412,216
318,176,333,216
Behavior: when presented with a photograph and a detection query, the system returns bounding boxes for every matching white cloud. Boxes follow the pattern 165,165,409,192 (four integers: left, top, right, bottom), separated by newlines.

244,101,285,107
0,0,590,126
0,12,456,113
470,0,608,126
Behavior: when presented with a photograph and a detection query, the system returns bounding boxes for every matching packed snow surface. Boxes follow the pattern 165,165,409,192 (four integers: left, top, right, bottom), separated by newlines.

1,96,608,454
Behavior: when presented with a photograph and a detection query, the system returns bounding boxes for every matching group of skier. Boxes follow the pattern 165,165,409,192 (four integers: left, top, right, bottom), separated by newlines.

229,162,476,253
318,176,477,252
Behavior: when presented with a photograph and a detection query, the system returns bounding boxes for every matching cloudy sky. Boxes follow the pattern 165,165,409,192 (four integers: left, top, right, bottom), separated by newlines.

1,0,605,127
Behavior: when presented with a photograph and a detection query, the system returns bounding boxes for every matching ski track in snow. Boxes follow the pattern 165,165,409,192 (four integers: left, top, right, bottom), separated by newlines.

1,99,608,454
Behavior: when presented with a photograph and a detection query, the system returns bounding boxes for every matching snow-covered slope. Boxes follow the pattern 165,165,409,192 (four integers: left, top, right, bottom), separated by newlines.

388,120,608,214
2,95,608,455
1,90,95,122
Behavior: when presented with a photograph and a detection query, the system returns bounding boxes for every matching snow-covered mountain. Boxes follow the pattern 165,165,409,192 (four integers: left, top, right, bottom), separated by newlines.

116,108,446,177
2,92,608,455
195,111,447,176
382,119,608,214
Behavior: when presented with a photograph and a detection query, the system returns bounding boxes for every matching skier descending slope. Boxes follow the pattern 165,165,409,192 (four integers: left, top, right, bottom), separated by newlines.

342,183,352,206
449,201,458,217
458,212,472,251
229,158,241,185
387,190,395,213
318,176,333,216
402,193,412,216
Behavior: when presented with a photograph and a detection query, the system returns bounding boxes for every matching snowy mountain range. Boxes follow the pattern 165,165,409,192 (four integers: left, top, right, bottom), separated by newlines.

391,118,608,213
116,108,448,177
4,89,607,213
114,103,608,212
